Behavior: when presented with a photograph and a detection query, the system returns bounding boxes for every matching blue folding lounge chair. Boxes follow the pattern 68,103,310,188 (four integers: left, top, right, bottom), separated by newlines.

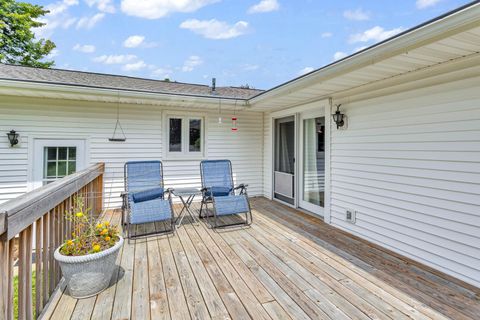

200,160,252,228
123,161,174,239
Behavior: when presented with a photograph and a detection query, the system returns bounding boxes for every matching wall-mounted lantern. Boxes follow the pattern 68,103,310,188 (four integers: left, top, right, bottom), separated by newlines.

6,130,19,147
332,104,345,129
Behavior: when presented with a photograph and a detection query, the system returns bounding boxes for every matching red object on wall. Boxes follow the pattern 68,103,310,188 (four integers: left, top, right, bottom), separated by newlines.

231,117,238,131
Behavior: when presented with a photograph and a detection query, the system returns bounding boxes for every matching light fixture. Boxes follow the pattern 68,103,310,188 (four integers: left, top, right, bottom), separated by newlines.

332,104,345,129
7,130,19,147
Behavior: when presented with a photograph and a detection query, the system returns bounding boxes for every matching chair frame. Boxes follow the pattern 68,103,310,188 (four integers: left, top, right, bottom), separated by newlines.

199,160,253,228
123,160,175,240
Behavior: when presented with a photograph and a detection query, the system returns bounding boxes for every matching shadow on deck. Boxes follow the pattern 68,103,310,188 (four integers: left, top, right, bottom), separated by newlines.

42,197,479,320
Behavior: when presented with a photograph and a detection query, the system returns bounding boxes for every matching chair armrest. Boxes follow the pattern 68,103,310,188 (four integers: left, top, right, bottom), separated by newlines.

165,188,173,200
233,184,248,190
233,184,248,195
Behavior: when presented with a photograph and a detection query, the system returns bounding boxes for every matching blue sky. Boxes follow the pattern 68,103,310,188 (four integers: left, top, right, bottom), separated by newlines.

30,0,472,89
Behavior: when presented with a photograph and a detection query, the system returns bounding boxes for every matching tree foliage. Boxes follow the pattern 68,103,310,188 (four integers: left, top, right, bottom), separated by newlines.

0,0,56,68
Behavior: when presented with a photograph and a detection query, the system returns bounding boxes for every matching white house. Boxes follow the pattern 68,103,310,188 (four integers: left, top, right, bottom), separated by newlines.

1,2,479,290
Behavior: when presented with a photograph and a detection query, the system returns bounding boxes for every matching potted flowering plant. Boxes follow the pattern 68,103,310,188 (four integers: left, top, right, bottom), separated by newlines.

54,196,123,298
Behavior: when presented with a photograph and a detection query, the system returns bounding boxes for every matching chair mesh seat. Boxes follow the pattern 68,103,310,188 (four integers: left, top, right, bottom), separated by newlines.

201,161,234,194
214,195,249,216
129,198,173,224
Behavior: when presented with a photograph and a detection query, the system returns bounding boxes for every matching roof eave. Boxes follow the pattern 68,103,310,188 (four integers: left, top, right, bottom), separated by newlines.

248,1,480,105
0,78,251,108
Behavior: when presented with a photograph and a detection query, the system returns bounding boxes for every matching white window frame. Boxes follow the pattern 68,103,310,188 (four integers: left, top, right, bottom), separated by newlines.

43,146,78,184
30,138,87,190
164,113,206,159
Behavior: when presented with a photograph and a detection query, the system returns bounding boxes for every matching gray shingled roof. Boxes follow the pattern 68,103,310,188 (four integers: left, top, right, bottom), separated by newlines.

0,63,263,99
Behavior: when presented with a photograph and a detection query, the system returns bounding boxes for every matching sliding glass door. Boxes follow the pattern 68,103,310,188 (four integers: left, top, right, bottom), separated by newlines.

299,111,325,215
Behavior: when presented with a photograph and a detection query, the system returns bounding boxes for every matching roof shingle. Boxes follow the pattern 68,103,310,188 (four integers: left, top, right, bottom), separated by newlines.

0,63,263,99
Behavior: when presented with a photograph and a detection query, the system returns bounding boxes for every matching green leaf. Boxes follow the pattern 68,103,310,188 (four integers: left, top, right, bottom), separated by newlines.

0,0,56,68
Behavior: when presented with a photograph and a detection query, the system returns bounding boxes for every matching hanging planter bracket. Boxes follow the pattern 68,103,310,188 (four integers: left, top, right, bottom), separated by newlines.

109,93,127,142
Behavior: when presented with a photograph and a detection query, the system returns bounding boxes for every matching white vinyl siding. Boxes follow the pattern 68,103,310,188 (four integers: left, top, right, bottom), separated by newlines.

0,97,264,208
329,75,480,288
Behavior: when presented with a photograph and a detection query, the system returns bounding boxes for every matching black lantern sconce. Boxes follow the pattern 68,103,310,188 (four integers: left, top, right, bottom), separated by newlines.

332,104,345,129
7,130,19,147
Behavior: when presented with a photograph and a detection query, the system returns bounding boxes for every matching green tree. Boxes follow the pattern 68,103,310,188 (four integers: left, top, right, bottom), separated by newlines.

0,0,56,68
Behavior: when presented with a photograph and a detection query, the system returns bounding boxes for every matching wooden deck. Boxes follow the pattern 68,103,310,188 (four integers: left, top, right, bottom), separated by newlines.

41,197,480,320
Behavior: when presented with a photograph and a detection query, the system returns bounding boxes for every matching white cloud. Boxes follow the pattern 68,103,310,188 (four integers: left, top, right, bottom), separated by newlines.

349,26,403,43
63,18,78,28
121,0,219,19
93,54,137,64
152,67,173,79
333,51,348,60
76,13,105,29
416,0,441,9
73,44,96,53
298,67,314,76
47,0,78,15
321,32,332,38
123,60,147,71
123,35,158,48
85,0,115,13
243,64,259,71
343,8,370,21
123,35,145,48
46,49,60,59
181,55,203,72
248,0,279,14
33,0,79,38
180,19,249,40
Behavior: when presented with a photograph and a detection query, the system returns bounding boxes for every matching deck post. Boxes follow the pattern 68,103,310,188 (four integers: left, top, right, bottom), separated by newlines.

97,165,104,215
0,232,8,320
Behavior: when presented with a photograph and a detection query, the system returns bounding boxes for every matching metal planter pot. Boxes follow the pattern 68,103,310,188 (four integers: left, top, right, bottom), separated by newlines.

54,236,124,299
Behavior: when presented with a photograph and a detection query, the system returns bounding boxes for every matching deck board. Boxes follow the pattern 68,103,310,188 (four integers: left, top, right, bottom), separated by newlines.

41,197,480,320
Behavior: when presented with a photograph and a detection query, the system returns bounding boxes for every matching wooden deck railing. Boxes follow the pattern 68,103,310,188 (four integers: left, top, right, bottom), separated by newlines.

0,163,105,320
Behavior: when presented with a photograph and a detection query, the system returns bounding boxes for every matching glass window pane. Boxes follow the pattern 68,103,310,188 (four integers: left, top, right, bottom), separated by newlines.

303,117,325,207
58,147,68,160
46,162,56,178
274,118,295,174
68,147,76,160
46,147,57,160
57,161,67,177
169,118,182,152
189,119,201,152
67,161,76,175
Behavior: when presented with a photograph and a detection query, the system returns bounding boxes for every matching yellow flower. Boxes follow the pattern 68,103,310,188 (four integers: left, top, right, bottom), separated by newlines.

105,236,111,242
96,223,103,229
75,212,84,218
100,229,108,235
104,221,110,227
66,240,74,246
92,244,101,253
